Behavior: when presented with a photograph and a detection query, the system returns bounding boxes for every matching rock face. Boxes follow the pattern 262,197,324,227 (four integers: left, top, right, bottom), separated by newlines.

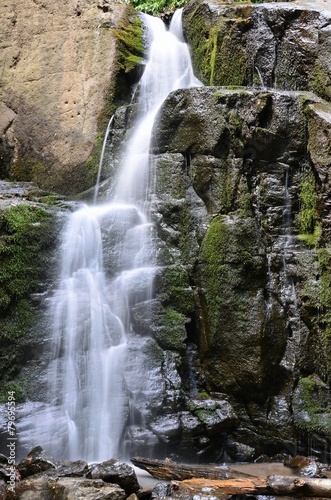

140,85,331,461
0,0,134,194
182,0,331,102
0,181,65,404
2,0,331,467
98,0,331,462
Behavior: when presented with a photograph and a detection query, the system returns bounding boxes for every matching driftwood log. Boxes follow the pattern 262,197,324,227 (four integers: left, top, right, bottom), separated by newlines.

131,456,255,481
172,476,331,498
131,457,331,497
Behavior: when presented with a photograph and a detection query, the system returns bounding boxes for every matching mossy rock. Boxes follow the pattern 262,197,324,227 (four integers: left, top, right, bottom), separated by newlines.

153,307,188,351
0,201,58,402
309,63,331,103
183,3,249,86
293,375,331,438
158,267,195,315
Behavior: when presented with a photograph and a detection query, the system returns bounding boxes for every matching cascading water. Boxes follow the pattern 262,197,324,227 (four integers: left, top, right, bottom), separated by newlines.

17,9,201,462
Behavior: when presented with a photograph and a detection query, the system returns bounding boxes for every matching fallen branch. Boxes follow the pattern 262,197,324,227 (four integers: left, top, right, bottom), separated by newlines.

172,476,331,498
131,456,256,481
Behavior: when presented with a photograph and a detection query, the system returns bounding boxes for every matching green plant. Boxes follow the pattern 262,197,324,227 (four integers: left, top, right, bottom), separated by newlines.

296,171,319,246
113,14,144,73
130,0,186,15
0,203,56,398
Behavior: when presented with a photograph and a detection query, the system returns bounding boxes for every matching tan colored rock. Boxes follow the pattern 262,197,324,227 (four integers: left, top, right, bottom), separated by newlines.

0,0,128,194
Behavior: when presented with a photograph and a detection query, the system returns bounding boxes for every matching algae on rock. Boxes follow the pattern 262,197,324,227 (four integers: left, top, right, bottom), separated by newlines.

0,201,59,402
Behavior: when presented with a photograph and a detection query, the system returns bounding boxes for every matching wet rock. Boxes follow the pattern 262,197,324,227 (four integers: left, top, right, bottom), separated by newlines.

86,459,140,494
225,438,255,462
186,398,238,434
151,482,173,498
292,375,331,445
8,475,128,499
17,446,59,478
5,474,51,499
150,414,181,444
284,455,325,477
183,0,331,102
0,463,20,482
55,459,89,477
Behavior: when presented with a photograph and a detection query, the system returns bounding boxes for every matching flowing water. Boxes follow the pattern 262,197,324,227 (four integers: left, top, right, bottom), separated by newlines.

17,9,201,462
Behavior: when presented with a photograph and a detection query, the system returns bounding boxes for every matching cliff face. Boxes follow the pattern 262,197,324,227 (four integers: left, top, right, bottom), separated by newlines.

106,0,331,461
2,0,331,467
182,0,331,102
0,0,129,194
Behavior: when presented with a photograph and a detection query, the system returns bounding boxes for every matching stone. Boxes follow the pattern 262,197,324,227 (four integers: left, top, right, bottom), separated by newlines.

0,0,130,194
285,455,325,478
18,446,59,478
86,459,140,494
182,0,331,101
55,460,89,477
186,398,238,434
47,477,127,500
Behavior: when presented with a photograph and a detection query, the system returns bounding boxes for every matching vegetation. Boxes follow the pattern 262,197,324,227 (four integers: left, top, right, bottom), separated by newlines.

294,376,331,437
0,202,57,402
127,0,268,13
184,6,248,86
297,171,320,247
113,14,144,74
129,0,186,15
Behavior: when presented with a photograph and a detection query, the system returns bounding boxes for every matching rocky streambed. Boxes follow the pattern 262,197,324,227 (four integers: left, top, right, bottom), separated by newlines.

1,447,331,499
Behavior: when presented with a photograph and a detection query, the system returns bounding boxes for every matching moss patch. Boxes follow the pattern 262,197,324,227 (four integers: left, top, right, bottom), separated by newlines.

0,202,56,401
113,13,143,75
296,171,320,247
160,267,195,315
154,307,187,351
199,215,227,341
309,64,331,103
294,375,331,437
184,8,249,86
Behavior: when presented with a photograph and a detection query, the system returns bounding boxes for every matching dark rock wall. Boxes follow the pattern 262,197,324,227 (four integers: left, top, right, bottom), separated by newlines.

104,0,331,462
182,0,331,102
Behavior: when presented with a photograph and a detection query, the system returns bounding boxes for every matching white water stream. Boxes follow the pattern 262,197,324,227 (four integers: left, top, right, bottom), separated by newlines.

18,10,201,462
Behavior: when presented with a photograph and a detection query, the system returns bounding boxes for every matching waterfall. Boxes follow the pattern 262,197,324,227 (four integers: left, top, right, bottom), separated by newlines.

17,9,201,462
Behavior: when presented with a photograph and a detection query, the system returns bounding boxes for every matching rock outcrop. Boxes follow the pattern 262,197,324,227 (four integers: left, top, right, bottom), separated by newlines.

97,0,331,461
0,0,136,194
2,0,331,468
182,0,331,101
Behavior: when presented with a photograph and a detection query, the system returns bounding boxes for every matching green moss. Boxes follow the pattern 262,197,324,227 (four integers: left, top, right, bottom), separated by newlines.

164,307,187,329
0,202,56,398
237,177,252,216
196,391,210,400
25,190,66,206
130,0,186,15
296,171,320,246
155,307,187,351
0,380,26,403
309,64,331,103
317,248,331,365
298,224,321,247
200,215,227,338
185,9,248,86
113,13,143,74
161,267,195,315
295,376,331,436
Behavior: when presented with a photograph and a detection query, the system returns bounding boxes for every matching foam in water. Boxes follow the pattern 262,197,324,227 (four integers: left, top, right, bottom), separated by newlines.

17,9,202,462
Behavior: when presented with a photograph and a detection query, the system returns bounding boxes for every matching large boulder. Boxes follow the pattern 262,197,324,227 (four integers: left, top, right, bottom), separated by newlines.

0,0,140,194
183,0,331,102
